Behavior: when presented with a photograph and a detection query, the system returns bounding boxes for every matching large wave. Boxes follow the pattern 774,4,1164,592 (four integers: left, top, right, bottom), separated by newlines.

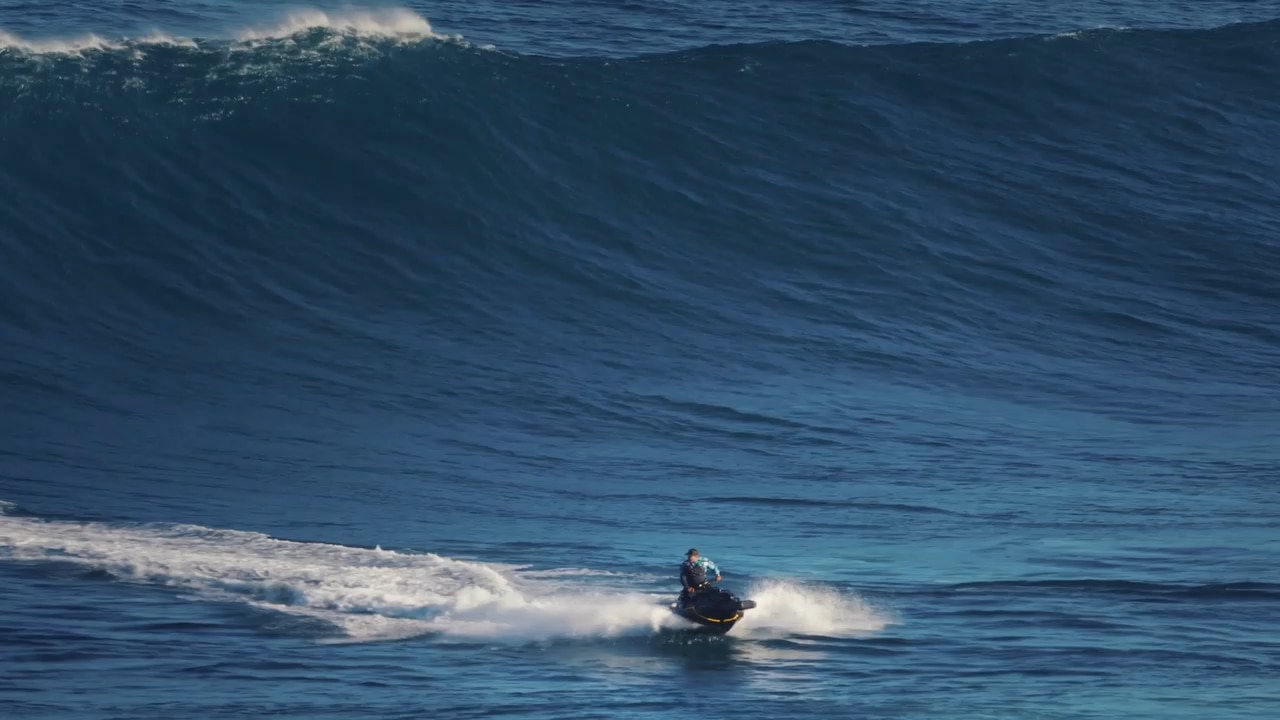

1,9,1277,428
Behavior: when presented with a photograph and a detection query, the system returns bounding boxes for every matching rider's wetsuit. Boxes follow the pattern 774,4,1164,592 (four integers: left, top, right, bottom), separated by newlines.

679,557,719,604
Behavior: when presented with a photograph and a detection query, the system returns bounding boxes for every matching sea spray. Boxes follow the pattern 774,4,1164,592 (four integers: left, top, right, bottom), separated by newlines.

0,508,886,643
738,578,893,637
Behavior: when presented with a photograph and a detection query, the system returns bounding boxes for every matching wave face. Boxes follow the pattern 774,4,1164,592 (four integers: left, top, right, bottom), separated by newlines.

2,13,1277,433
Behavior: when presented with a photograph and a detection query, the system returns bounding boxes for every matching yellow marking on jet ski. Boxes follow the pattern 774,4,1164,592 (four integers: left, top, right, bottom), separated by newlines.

687,609,742,623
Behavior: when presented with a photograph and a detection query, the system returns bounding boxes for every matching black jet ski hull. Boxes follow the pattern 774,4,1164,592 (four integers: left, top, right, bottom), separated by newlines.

670,586,757,633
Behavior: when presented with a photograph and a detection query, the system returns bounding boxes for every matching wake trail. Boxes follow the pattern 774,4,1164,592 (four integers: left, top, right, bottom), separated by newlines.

0,505,891,643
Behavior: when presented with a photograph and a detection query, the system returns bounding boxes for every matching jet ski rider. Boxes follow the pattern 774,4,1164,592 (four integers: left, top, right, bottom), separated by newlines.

679,548,721,604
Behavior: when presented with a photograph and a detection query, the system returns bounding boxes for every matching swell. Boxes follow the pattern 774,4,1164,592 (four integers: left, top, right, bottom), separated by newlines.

706,496,956,515
1,15,1278,425
943,579,1280,601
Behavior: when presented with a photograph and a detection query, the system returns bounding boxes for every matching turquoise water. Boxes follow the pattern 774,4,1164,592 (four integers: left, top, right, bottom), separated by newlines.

2,2,1278,718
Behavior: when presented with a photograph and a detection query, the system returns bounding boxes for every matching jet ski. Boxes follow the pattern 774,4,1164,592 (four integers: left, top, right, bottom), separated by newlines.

670,582,757,633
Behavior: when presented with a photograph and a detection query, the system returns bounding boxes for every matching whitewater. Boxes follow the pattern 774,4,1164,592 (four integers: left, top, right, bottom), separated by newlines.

0,504,889,644
0,10,439,54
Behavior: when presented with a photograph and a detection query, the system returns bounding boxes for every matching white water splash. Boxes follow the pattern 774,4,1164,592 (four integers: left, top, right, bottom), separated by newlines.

736,578,893,637
0,507,891,643
0,511,683,643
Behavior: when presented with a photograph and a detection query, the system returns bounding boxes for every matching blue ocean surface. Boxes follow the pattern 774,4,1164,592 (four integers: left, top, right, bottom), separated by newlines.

2,1,1278,718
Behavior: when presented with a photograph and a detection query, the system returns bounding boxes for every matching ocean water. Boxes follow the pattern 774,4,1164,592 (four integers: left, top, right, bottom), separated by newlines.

2,0,1279,717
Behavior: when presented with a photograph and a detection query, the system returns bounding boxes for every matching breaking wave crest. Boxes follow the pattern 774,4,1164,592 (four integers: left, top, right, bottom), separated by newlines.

0,7,445,55
234,8,438,42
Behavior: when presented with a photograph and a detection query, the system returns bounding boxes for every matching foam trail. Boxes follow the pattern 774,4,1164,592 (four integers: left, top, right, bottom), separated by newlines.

0,511,682,643
0,508,892,642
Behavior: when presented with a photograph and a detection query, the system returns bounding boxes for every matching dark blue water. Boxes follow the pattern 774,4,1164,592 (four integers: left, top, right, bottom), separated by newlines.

2,2,1278,718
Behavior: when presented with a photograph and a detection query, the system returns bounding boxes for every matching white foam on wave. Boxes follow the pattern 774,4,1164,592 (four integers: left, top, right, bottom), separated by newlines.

0,508,892,643
0,29,206,54
136,33,200,50
235,8,438,42
0,7,446,56
0,30,123,54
